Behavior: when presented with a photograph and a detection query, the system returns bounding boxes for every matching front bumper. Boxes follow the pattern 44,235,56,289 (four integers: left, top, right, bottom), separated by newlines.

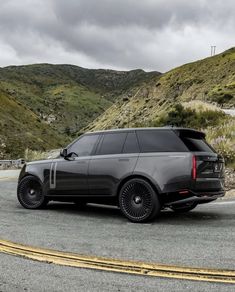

164,190,225,207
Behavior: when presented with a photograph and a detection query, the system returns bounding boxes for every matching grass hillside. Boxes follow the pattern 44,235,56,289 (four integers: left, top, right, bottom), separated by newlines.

1,49,234,163
0,64,159,159
0,64,159,135
0,90,66,159
84,48,235,165
85,48,235,130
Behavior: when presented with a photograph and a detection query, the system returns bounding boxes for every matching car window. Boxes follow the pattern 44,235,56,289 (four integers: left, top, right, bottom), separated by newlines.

137,130,188,152
123,132,140,153
180,137,215,152
68,135,99,157
98,132,127,155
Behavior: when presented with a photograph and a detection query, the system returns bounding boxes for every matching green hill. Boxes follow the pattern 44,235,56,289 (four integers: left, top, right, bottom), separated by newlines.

1,49,234,162
84,48,235,164
0,90,65,159
0,64,159,159
85,48,235,130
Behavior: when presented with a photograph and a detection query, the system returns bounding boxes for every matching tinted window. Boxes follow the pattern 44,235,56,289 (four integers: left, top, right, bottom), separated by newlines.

137,130,188,152
123,132,140,153
98,132,127,155
180,137,215,152
68,135,99,156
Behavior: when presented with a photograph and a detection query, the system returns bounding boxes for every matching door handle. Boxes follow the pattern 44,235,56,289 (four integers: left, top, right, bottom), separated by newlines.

76,161,86,164
118,158,129,162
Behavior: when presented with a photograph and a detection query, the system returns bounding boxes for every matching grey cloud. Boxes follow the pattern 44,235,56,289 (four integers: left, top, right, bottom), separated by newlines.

0,0,234,71
52,0,235,29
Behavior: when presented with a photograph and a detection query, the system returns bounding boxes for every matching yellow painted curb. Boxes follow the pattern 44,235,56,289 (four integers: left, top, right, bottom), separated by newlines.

0,239,235,283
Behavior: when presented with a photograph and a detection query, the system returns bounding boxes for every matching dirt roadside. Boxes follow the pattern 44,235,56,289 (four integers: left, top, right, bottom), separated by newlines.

225,189,235,198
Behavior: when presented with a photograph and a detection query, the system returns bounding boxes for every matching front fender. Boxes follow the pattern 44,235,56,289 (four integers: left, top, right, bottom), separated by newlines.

18,161,52,195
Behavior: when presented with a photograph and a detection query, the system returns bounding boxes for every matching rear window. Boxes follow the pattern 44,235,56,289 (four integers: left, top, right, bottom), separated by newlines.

180,136,215,152
136,130,188,152
177,130,215,153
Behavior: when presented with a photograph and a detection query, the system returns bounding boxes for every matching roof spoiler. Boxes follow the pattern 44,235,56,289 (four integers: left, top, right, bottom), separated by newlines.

174,129,206,139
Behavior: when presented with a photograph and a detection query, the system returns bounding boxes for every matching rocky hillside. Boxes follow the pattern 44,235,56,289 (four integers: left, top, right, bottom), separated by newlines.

0,91,65,159
0,64,159,158
84,48,235,131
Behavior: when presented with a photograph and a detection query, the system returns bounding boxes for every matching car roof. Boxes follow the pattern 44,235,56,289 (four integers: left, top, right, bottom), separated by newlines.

86,127,205,136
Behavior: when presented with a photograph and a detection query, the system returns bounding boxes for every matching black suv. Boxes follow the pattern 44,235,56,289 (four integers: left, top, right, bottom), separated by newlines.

17,127,225,222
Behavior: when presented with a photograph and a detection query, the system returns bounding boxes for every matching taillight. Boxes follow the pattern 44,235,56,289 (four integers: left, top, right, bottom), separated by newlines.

192,155,197,179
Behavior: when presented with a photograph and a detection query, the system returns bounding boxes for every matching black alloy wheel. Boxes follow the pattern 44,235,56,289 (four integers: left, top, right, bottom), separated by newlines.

17,175,48,209
170,202,198,213
119,178,160,223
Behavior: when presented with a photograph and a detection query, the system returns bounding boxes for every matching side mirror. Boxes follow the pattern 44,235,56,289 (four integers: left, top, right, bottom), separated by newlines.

60,148,68,158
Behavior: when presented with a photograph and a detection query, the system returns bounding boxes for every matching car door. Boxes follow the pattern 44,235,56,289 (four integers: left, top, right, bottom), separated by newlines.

88,131,140,196
53,134,100,195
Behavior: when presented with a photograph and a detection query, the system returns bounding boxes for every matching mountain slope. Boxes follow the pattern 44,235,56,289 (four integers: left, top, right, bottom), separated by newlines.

0,64,160,158
0,90,66,158
84,48,235,131
1,49,234,160
83,48,235,165
0,64,159,134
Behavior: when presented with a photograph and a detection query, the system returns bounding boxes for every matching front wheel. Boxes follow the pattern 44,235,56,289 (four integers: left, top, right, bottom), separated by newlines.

119,178,160,223
17,175,48,209
170,202,197,213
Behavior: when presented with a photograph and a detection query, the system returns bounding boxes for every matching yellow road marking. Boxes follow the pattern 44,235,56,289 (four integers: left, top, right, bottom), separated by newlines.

0,239,235,283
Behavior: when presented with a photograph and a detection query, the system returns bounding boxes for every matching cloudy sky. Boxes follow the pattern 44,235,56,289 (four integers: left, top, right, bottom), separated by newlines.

0,0,234,72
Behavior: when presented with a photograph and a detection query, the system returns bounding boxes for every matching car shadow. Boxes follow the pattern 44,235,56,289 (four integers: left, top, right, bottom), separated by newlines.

157,209,224,224
44,202,228,224
46,202,124,220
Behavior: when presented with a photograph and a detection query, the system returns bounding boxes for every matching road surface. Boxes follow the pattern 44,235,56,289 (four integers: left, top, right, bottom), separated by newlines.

0,170,234,291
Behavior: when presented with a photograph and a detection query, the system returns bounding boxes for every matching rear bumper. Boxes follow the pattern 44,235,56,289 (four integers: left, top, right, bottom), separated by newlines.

164,190,225,207
193,177,225,192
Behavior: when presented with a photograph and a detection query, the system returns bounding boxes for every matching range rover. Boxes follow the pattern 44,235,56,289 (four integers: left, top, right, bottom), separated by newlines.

17,127,225,222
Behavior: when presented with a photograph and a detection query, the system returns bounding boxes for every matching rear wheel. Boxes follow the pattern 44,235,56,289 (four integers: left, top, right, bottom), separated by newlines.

119,178,160,223
17,175,48,209
170,202,197,213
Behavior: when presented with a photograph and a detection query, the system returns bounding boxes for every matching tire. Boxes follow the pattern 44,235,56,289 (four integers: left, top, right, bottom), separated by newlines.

171,202,197,213
17,175,48,209
119,178,160,223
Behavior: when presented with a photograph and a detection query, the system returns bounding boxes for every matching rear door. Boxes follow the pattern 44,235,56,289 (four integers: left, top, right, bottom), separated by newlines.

88,131,140,196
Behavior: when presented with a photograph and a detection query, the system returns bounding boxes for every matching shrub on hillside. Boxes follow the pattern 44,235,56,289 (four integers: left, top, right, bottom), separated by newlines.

210,137,235,164
205,121,235,165
153,104,226,129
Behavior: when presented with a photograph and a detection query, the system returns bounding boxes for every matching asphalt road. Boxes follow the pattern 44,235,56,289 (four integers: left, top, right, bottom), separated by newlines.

0,170,235,291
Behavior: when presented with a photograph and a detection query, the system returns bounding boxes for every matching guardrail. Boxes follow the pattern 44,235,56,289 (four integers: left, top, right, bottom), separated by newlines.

0,159,25,168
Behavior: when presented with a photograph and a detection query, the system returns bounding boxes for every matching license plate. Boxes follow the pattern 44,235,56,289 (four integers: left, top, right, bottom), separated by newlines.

214,163,221,172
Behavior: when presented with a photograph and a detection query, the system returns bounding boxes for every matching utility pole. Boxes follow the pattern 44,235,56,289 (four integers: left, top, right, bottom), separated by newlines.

210,46,216,56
